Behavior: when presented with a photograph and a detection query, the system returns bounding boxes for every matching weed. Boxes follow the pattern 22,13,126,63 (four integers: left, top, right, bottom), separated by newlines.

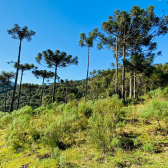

142,143,155,152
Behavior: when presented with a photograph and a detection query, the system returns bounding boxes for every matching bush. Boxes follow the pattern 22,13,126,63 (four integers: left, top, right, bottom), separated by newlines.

69,99,78,108
87,95,124,152
0,112,5,118
162,86,168,97
57,107,80,144
78,101,92,118
28,127,40,142
139,100,168,129
55,103,66,113
47,102,57,110
59,153,67,168
51,147,60,159
133,138,140,148
0,112,12,127
142,143,155,152
12,105,33,117
7,114,31,145
41,123,59,148
33,106,46,115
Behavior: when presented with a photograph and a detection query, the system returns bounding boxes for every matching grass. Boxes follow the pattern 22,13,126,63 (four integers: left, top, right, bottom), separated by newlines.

0,88,168,167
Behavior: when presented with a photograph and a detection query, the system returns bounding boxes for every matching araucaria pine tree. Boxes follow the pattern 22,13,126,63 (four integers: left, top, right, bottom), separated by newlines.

100,6,168,100
35,49,78,103
8,61,37,109
79,28,98,102
7,24,35,112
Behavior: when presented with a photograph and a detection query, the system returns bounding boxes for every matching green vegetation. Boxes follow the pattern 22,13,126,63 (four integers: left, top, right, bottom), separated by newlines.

0,87,168,167
0,4,168,168
1,62,168,112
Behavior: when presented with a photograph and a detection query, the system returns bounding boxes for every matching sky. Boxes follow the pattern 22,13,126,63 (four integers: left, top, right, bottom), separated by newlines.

0,0,168,85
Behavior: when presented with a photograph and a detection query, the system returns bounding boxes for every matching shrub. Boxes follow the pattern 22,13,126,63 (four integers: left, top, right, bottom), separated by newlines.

59,153,67,168
133,138,140,148
88,95,124,152
55,103,66,113
69,99,78,108
142,87,164,100
33,106,46,115
142,143,155,152
12,105,33,117
0,112,5,118
139,100,168,129
28,127,40,142
120,137,134,150
51,147,60,159
0,112,12,127
41,123,59,148
162,86,168,97
57,107,80,144
47,102,57,110
122,106,138,121
8,114,31,145
10,139,23,152
78,102,92,118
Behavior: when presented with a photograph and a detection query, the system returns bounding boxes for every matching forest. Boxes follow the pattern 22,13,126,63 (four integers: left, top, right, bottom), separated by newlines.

1,4,168,168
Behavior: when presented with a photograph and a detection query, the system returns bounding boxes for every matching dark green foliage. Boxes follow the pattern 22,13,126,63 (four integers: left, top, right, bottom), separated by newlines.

0,71,15,112
35,49,78,103
0,62,168,111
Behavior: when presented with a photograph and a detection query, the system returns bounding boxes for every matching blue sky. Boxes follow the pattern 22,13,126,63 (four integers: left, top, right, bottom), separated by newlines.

0,0,168,84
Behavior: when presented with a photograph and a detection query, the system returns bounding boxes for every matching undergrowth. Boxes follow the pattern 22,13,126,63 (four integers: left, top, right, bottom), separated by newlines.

0,87,168,167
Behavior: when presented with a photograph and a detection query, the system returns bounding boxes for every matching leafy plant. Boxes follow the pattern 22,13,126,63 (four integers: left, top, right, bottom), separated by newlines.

78,101,92,118
88,95,124,152
139,100,168,129
142,143,155,152
51,147,60,159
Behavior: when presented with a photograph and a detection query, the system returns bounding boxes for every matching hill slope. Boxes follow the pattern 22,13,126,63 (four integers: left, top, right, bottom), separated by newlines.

0,87,168,167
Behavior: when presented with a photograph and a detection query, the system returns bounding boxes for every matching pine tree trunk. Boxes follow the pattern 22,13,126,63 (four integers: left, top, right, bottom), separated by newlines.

65,83,68,104
115,34,118,94
10,39,22,112
134,71,136,99
28,87,31,106
40,77,45,106
52,66,57,103
17,69,23,109
4,78,9,112
129,72,132,98
85,47,90,102
64,87,66,103
122,44,125,100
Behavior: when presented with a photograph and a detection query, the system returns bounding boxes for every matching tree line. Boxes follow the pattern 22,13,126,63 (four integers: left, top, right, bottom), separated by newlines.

0,5,168,112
